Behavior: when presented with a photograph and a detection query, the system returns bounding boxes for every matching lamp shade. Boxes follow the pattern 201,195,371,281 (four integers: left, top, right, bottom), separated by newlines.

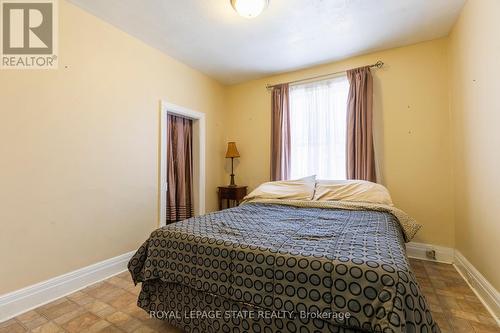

225,142,240,158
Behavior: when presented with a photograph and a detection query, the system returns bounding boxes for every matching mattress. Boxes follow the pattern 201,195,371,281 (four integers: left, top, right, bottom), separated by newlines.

128,203,439,333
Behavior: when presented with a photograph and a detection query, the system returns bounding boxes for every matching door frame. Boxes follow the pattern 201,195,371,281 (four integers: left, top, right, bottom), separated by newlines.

159,100,206,227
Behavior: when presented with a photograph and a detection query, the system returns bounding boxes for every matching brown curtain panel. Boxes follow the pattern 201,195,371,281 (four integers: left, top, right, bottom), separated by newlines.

271,83,291,181
346,66,377,182
166,114,193,223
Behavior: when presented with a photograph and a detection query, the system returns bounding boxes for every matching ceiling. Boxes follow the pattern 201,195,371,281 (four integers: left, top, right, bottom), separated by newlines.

68,0,465,85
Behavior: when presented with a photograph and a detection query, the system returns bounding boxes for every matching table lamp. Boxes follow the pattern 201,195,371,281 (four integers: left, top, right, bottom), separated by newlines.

225,142,240,186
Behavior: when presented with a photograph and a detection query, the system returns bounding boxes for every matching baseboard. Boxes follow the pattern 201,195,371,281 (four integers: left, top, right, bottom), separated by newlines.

405,242,499,325
454,251,500,325
405,241,455,263
0,251,134,323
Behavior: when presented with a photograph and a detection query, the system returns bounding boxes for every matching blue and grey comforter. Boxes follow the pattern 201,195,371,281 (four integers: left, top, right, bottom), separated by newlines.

128,203,439,333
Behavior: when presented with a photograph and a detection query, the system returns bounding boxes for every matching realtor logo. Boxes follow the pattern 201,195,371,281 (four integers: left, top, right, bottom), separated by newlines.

1,0,58,69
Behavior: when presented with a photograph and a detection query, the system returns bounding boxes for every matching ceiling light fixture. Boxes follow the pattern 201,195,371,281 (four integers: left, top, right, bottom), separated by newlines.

231,0,269,19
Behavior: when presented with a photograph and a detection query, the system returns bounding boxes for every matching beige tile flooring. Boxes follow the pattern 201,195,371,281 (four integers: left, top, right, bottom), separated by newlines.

0,259,498,332
409,259,499,333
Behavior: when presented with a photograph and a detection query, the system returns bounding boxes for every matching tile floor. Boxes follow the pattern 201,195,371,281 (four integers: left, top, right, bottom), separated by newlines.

409,259,499,333
0,259,498,332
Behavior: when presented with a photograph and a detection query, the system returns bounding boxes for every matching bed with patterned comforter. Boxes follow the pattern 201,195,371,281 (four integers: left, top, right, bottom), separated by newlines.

128,202,439,333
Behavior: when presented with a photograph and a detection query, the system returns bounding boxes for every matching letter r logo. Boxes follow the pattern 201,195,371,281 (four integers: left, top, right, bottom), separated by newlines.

2,1,53,54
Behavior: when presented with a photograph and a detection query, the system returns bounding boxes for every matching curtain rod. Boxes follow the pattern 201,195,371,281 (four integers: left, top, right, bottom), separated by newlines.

265,60,384,89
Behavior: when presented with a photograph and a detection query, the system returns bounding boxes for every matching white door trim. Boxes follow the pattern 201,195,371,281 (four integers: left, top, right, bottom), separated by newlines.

159,100,206,227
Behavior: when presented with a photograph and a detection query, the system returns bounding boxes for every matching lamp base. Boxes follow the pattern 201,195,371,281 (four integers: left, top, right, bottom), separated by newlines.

229,174,236,187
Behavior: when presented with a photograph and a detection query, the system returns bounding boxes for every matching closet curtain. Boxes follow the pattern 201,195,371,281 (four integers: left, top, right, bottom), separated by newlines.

346,66,377,182
166,114,193,223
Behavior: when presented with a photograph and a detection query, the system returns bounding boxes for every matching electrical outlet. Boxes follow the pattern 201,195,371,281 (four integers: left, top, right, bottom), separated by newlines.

426,249,436,260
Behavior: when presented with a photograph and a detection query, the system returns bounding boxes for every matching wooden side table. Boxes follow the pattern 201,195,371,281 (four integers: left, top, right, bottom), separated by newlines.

218,186,247,210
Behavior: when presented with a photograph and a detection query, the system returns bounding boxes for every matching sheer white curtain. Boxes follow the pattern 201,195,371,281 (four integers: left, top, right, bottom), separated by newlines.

289,75,349,180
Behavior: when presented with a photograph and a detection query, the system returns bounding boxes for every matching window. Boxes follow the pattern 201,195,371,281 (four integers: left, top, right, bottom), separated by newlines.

289,75,350,180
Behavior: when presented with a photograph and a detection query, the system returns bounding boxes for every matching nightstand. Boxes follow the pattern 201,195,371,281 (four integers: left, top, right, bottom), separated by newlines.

218,186,247,210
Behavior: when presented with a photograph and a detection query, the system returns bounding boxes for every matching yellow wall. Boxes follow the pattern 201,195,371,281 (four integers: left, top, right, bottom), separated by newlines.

449,0,500,290
0,0,227,294
226,39,455,248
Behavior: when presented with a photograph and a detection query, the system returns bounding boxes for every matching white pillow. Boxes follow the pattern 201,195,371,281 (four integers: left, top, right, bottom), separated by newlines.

244,175,316,201
313,180,393,206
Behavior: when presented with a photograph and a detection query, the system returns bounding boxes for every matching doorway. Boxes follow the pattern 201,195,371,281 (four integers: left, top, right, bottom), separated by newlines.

159,101,206,227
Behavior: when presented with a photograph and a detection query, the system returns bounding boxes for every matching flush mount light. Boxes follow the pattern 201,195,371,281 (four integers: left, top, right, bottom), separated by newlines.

231,0,269,18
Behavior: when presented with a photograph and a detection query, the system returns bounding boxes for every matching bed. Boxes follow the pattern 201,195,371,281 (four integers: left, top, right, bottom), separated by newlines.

128,180,440,333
